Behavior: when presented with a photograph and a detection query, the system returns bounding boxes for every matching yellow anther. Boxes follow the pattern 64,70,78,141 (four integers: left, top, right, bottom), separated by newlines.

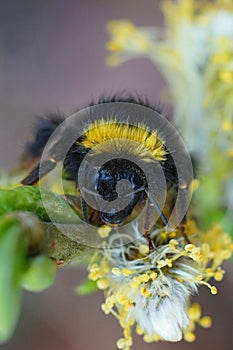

140,286,150,297
205,268,214,277
116,338,126,349
198,316,212,328
160,232,168,240
210,52,230,64
139,244,149,255
222,120,232,131
190,248,201,261
176,277,183,283
150,271,158,280
219,70,233,82
100,261,111,274
98,225,111,238
141,274,150,282
214,268,225,281
157,260,167,268
168,232,177,238
105,295,115,306
136,325,144,335
97,278,109,290
184,331,196,342
89,263,99,272
169,239,179,246
122,268,134,276
88,272,97,281
116,337,132,349
119,318,128,329
117,295,128,306
211,286,218,295
143,334,154,343
130,279,140,288
189,303,201,321
112,267,121,276
184,244,195,251
165,258,173,267
123,327,131,339
106,41,123,52
152,333,160,341
127,317,135,326
196,275,203,281
101,303,112,314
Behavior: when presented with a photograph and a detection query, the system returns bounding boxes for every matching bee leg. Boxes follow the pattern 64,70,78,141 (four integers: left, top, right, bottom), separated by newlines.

21,158,57,185
143,202,156,252
179,214,191,244
145,190,169,226
143,193,170,251
81,197,89,224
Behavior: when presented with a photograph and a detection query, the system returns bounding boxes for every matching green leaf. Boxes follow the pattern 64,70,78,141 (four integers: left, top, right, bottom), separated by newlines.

0,186,80,223
0,217,27,343
22,255,57,292
74,279,98,296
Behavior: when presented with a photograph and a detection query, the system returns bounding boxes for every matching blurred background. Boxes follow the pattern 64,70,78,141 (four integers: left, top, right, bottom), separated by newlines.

0,0,232,349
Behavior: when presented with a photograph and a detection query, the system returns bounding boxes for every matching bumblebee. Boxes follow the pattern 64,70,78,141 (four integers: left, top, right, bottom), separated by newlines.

21,96,179,233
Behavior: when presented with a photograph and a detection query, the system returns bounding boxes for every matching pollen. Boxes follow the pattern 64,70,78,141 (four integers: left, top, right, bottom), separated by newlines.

140,286,150,297
161,230,177,240
98,225,112,238
219,70,233,82
88,264,101,281
121,268,134,276
196,275,203,281
184,244,196,251
140,274,150,282
101,303,112,315
135,324,143,335
139,244,149,255
143,334,154,343
130,277,140,289
210,286,218,295
214,268,225,281
116,294,128,306
97,278,109,290
157,260,167,268
102,2,233,348
205,268,214,277
112,267,121,276
176,277,183,283
189,303,201,321
184,332,196,342
150,271,158,280
165,258,173,267
222,120,232,131
89,217,233,349
116,337,133,349
199,316,212,328
169,239,179,247
189,247,201,261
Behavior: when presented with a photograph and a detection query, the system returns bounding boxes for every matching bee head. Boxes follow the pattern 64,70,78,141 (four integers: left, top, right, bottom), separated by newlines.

96,158,148,225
